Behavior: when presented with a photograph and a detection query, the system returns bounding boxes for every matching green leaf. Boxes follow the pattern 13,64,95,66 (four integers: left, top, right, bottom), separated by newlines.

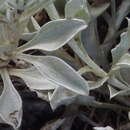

16,19,87,52
0,69,22,129
9,67,59,90
18,54,89,95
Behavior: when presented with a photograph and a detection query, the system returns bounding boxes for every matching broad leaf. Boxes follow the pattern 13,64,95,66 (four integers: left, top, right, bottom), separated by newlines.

9,67,59,90
18,54,89,95
0,69,22,129
16,19,87,52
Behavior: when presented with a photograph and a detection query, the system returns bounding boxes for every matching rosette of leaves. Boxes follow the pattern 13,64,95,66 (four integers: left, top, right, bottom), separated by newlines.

43,0,130,107
0,0,89,129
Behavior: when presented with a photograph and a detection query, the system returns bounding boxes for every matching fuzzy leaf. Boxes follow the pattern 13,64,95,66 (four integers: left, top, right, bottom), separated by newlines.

88,77,108,90
0,69,22,129
9,67,59,90
65,0,85,18
114,53,130,69
21,0,55,20
18,54,89,95
16,19,87,52
65,0,90,23
108,85,130,98
112,32,129,64
50,87,93,110
88,2,110,18
108,76,128,90
69,40,107,77
21,32,37,41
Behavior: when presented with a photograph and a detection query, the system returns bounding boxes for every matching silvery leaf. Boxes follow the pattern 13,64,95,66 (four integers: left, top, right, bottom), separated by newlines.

94,126,114,130
65,0,90,23
0,0,7,8
65,0,85,18
112,18,130,64
119,68,130,84
16,19,87,52
112,32,129,64
44,2,60,20
114,53,130,69
108,76,128,90
50,87,77,109
78,66,92,75
0,69,22,129
41,119,65,130
27,16,40,32
21,32,37,41
128,111,130,120
116,0,130,29
0,44,16,55
21,0,55,20
86,1,110,18
69,39,107,77
18,54,89,95
88,77,108,90
50,87,93,110
127,18,130,45
9,67,59,90
108,85,130,98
